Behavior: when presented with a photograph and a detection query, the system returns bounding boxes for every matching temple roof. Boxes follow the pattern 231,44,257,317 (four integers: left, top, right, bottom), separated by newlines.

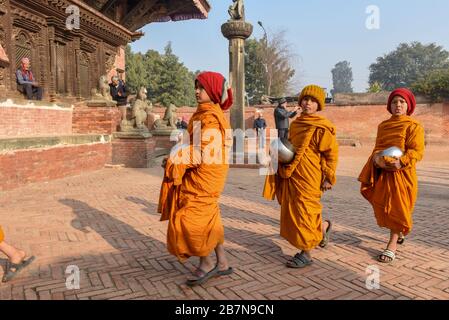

83,0,211,32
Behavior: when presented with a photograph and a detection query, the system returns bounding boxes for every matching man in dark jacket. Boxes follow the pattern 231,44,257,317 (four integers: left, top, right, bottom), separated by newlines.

109,76,127,107
274,97,300,139
253,112,267,149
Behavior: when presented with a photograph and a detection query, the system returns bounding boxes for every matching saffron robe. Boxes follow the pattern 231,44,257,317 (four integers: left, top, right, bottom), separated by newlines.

263,114,339,250
158,102,232,262
358,115,425,235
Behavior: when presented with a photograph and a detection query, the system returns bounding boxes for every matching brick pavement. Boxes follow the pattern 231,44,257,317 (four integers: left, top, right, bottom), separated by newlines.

0,146,448,300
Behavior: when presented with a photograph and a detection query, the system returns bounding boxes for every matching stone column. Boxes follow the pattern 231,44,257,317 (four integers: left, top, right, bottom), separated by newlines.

221,19,252,131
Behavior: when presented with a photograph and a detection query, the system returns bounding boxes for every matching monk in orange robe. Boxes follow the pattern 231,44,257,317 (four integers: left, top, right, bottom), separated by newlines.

158,71,234,286
0,225,35,282
263,85,338,268
359,88,424,263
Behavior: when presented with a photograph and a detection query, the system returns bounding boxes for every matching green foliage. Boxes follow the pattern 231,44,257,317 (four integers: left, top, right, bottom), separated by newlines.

366,81,382,93
412,68,449,102
331,61,353,95
369,42,449,91
125,43,197,107
245,38,267,105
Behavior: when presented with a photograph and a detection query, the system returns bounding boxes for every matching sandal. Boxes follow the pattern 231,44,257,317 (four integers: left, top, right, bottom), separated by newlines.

186,265,219,287
286,252,313,268
2,256,36,283
319,220,332,248
217,267,233,277
378,249,395,264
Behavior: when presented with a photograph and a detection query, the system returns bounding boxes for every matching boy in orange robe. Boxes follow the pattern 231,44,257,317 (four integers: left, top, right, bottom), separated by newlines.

263,85,338,268
359,88,424,263
158,72,234,286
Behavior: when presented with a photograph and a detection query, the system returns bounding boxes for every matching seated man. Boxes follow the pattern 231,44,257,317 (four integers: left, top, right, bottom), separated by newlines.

16,57,43,100
109,76,128,107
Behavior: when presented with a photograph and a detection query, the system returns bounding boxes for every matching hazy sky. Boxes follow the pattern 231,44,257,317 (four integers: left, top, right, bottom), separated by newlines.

130,0,449,93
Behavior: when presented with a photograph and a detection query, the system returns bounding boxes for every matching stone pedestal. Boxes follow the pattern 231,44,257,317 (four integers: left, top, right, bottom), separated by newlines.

112,132,156,168
72,102,121,135
221,20,253,131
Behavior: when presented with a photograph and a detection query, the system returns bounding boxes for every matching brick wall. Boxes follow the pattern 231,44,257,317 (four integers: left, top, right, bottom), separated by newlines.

0,103,72,138
0,143,111,191
112,138,156,168
72,104,122,135
152,103,449,145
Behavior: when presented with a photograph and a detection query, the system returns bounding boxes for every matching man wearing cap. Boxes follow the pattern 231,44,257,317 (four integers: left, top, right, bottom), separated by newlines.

16,57,43,100
274,98,300,139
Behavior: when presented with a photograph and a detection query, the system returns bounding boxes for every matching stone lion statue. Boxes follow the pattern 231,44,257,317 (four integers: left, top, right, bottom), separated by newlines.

132,87,153,130
154,103,178,129
91,75,113,101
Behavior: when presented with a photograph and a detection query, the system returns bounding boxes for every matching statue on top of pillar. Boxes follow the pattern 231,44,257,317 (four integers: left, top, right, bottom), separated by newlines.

228,0,245,21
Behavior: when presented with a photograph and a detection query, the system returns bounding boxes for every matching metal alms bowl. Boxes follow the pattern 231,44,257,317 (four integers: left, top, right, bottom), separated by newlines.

270,138,296,164
380,146,404,158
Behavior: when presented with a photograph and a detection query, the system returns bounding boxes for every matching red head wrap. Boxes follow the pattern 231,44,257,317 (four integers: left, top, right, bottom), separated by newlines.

196,71,233,111
387,88,416,115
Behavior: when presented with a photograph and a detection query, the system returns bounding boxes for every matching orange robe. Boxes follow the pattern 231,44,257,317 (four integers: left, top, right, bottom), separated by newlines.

0,226,4,243
263,114,339,251
358,115,424,235
158,102,232,262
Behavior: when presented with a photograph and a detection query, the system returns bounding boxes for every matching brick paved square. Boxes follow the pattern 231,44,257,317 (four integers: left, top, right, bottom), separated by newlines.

0,146,448,300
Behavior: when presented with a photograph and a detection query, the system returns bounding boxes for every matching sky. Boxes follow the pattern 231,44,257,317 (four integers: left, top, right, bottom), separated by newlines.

130,0,449,93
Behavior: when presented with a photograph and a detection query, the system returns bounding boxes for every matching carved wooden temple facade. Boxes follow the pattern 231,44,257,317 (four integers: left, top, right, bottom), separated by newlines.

0,0,210,101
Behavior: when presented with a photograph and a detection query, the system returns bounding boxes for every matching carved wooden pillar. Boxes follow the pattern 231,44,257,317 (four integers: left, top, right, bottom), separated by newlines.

0,1,11,94
1,0,13,92
47,25,57,101
73,36,81,99
66,40,74,96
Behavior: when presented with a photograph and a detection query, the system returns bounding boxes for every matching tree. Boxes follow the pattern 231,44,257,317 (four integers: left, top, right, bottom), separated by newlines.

125,45,147,94
245,30,296,104
245,39,267,104
412,69,449,102
152,42,196,107
125,43,197,107
331,61,353,95
369,42,449,91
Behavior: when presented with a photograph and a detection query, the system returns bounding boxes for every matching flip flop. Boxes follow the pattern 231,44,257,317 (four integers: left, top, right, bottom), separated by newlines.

217,267,233,276
319,220,332,248
186,265,219,287
397,234,405,245
2,256,36,283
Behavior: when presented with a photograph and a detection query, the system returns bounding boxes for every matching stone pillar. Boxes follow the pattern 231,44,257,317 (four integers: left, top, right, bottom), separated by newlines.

221,19,253,131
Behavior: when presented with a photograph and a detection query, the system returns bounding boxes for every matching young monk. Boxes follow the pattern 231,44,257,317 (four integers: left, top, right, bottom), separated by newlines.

263,85,338,268
0,226,35,282
359,88,424,263
158,71,234,286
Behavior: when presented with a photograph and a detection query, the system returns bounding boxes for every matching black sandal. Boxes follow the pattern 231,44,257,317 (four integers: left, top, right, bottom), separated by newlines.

286,252,313,268
186,265,219,287
2,256,35,283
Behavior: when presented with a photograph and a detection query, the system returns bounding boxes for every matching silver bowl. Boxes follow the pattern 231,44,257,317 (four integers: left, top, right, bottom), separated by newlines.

380,146,404,158
270,138,296,164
